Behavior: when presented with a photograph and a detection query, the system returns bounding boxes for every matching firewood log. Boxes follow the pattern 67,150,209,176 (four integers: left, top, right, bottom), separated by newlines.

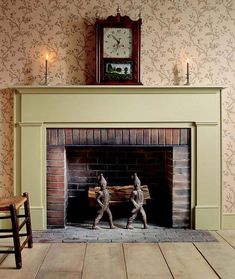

88,185,151,206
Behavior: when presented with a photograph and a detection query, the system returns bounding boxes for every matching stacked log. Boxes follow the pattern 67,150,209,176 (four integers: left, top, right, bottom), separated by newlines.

88,185,151,206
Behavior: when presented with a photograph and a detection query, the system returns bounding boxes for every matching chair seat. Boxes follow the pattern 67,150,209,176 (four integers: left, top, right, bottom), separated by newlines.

0,196,27,211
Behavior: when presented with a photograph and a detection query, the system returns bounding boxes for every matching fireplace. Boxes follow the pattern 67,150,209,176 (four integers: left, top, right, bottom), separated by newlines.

14,86,223,230
47,128,190,228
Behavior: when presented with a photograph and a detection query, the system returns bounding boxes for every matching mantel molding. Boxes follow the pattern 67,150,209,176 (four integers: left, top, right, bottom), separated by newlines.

13,85,224,95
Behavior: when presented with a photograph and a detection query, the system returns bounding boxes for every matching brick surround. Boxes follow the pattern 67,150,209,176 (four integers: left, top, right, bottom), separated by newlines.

47,128,190,228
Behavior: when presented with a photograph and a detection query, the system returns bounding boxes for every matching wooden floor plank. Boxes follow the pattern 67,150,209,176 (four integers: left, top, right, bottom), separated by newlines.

0,243,50,279
124,243,172,279
216,230,235,247
82,243,127,279
36,243,86,277
1,238,235,278
194,241,235,279
208,231,227,242
160,243,218,279
36,271,81,279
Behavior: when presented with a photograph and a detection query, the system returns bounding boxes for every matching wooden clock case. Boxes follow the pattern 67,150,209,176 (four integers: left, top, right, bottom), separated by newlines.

95,11,142,85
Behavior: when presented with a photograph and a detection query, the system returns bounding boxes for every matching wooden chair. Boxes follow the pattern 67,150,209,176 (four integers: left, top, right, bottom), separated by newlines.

0,192,33,269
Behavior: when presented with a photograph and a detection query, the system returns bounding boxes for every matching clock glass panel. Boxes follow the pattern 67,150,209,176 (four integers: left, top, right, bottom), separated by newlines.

104,61,133,81
103,28,132,58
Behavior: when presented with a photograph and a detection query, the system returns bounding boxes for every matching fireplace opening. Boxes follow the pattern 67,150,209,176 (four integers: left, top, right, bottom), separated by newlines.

47,128,191,229
66,146,173,227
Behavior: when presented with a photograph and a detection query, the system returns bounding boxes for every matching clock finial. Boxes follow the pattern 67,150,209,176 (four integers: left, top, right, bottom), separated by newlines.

138,10,142,19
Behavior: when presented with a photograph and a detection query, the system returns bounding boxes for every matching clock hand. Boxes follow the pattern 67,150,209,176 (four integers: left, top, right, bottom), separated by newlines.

111,34,120,44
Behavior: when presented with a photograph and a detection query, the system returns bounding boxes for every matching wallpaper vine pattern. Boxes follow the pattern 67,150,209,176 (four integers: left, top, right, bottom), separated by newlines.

0,0,234,213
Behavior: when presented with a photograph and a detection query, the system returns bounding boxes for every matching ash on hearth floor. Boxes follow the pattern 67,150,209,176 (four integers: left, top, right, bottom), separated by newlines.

33,220,217,243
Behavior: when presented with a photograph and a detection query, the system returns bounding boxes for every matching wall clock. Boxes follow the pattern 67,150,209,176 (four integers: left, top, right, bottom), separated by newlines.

95,8,142,85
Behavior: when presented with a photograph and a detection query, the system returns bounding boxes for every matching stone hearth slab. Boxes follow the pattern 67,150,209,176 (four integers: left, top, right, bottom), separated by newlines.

33,221,217,243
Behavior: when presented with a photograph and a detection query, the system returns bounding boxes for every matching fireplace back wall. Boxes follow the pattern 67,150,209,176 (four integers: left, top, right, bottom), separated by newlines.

66,146,171,226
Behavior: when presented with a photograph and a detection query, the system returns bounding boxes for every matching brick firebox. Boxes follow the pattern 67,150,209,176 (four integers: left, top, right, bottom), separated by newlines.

47,128,190,228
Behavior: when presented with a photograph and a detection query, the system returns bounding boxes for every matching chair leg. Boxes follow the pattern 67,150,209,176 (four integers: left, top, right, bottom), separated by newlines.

10,204,22,269
23,192,33,248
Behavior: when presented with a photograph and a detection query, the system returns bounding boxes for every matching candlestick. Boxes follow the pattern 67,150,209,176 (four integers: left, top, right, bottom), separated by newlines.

185,58,190,85
45,54,48,85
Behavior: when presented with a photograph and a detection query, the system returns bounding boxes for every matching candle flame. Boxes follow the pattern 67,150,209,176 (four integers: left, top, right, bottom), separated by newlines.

46,54,48,60
186,58,189,63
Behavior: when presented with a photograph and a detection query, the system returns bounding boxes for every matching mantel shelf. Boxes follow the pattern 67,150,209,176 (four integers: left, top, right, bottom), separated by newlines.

13,85,224,95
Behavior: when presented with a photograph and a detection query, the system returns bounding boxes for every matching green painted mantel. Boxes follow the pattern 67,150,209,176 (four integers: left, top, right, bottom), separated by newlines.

14,85,225,230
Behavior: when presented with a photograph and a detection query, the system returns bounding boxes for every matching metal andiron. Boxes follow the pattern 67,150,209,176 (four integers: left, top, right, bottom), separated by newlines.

92,174,115,229
126,173,148,229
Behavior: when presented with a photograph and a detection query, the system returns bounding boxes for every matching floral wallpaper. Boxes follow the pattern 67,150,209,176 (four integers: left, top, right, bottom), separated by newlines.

0,89,14,197
0,0,235,213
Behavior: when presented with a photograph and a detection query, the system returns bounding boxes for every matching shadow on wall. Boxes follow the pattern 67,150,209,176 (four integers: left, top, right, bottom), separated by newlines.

172,64,181,85
83,20,96,85
63,17,96,85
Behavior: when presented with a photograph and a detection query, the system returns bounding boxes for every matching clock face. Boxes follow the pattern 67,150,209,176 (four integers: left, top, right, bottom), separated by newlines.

103,28,132,58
